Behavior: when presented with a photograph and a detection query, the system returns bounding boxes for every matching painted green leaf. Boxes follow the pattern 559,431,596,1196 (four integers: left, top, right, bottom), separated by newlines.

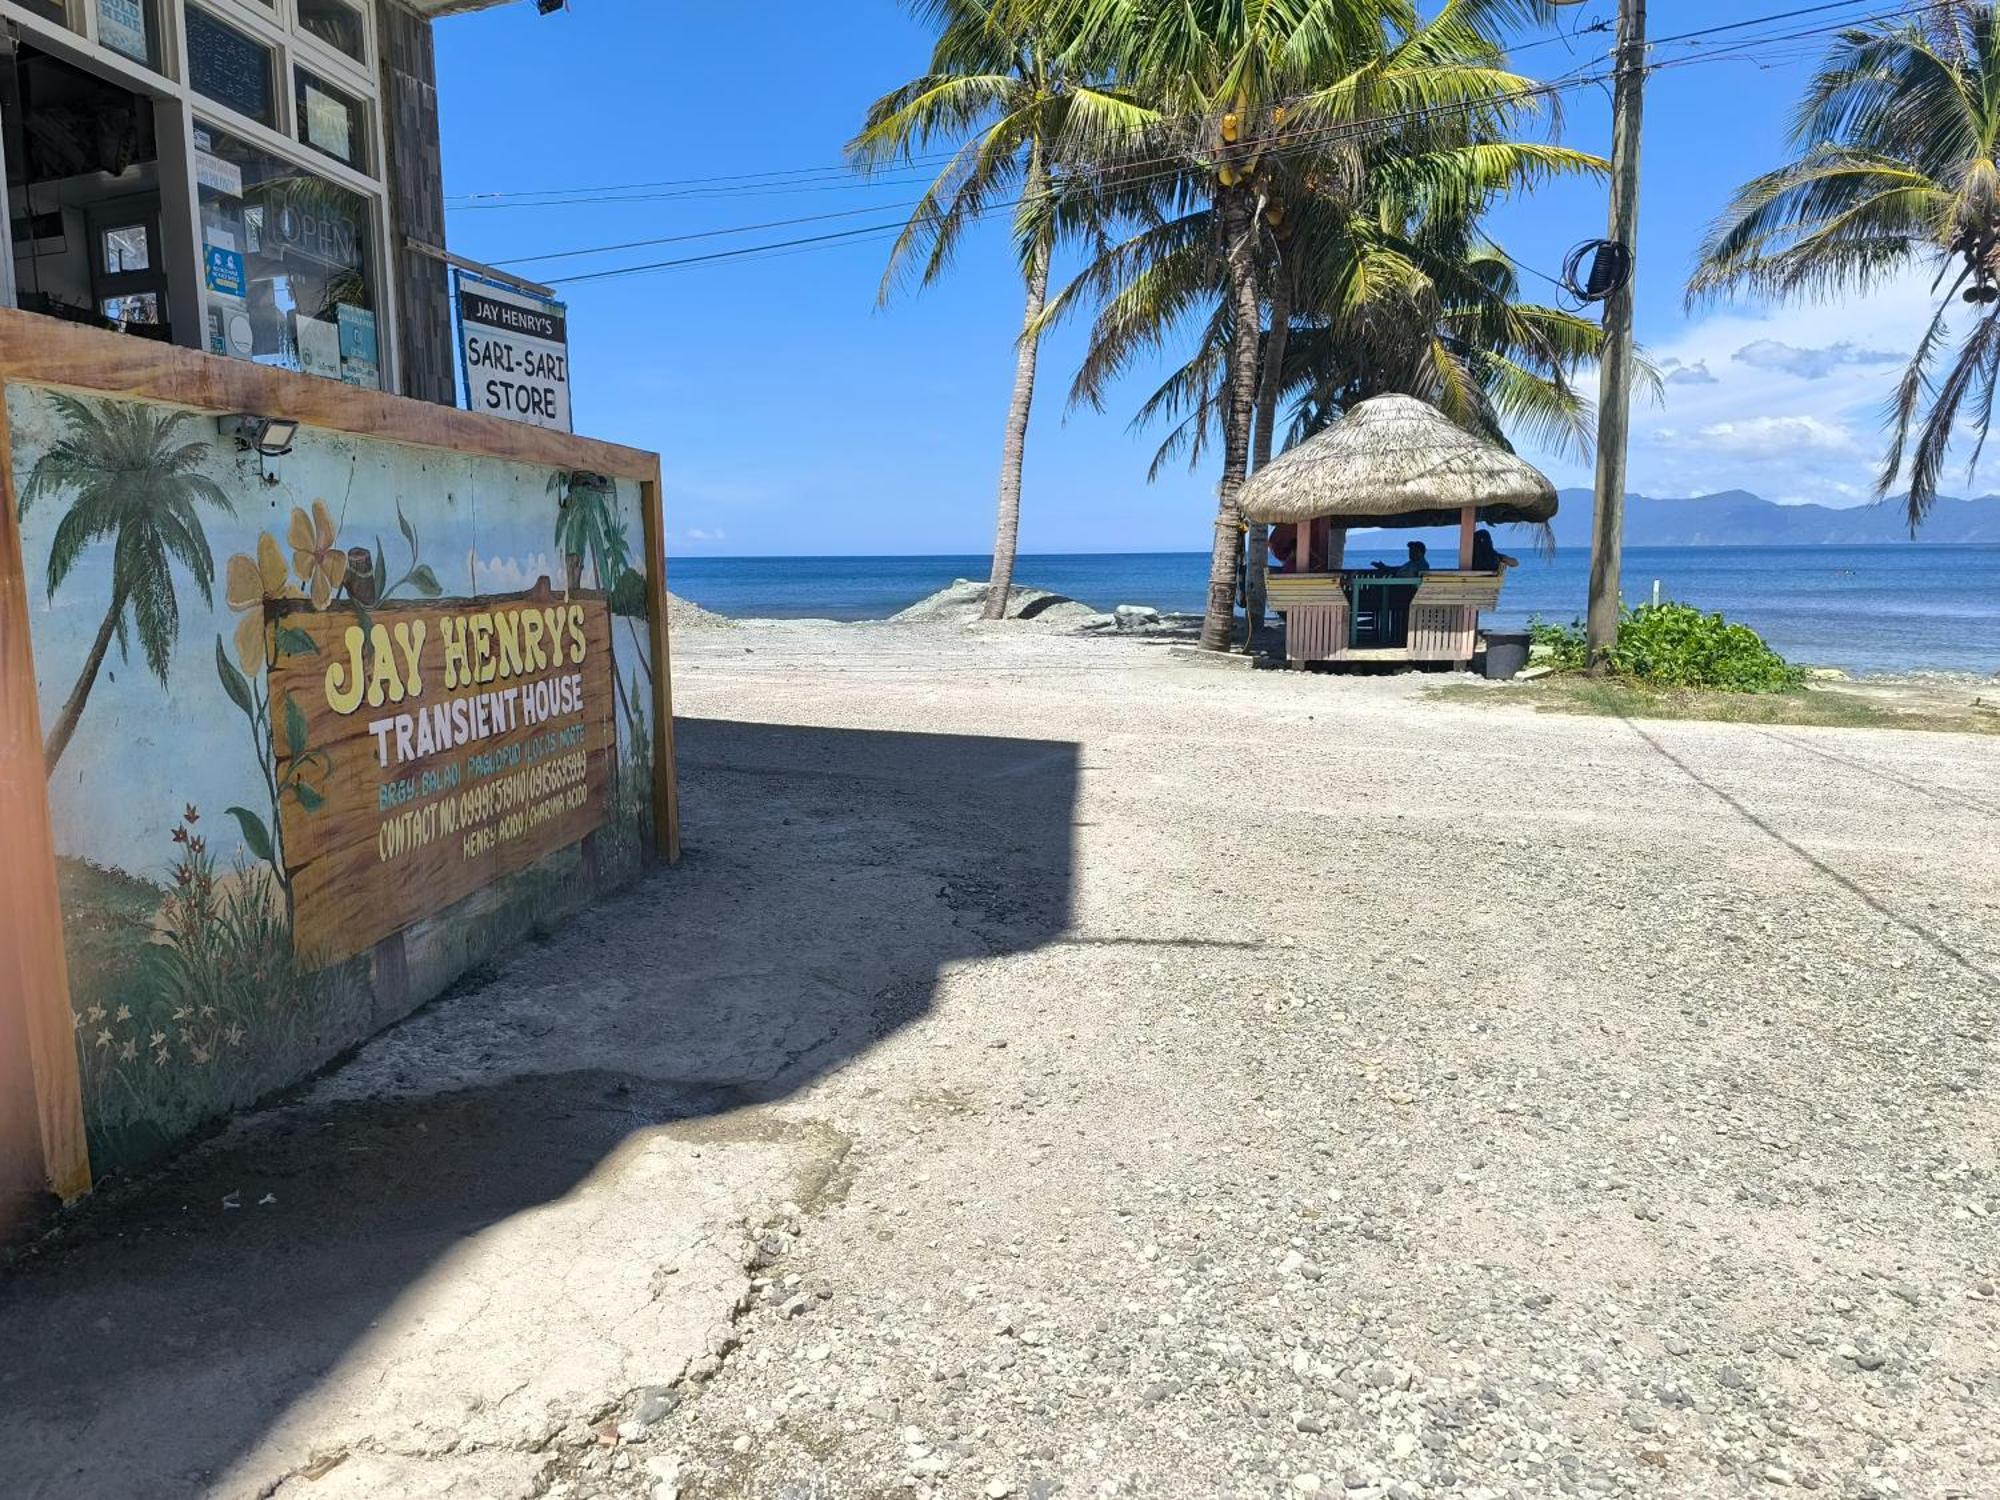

292,781,326,813
273,623,318,657
283,693,308,760
409,564,442,598
397,501,418,555
224,806,275,864
215,637,254,715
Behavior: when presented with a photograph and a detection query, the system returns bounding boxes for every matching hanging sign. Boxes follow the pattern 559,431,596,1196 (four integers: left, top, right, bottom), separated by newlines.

457,271,573,432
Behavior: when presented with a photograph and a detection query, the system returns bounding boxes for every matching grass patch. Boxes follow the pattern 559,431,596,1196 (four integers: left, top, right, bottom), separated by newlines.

1436,676,2000,735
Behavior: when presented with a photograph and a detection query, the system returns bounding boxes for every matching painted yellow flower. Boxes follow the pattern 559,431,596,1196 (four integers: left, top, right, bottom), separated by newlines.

289,501,347,611
225,534,304,672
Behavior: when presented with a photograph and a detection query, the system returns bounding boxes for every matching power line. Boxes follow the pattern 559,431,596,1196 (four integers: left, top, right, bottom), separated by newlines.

520,0,1932,287
541,66,1611,286
446,0,1901,212
491,202,933,267
508,57,1606,269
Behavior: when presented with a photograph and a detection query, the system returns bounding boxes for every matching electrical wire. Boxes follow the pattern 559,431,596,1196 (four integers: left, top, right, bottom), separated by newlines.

540,67,1613,286
503,0,1936,287
446,0,1906,212
509,60,1607,271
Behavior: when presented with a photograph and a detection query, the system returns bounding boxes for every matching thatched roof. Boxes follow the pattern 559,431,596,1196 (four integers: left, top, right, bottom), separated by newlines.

1240,395,1559,529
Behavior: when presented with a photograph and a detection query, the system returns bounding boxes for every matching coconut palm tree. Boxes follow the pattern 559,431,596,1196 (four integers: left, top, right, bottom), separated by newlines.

1033,3,1592,630
1084,197,1599,612
1690,3,1998,528
19,394,233,775
851,0,1140,619
1024,0,1572,649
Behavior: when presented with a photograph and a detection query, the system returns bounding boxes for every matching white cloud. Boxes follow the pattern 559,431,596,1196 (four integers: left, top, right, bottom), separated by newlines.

1525,274,1960,504
1660,357,1719,386
1732,339,1900,379
684,527,728,543
1691,414,1860,454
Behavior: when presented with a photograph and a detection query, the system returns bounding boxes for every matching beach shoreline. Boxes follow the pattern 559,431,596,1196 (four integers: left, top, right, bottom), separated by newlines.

668,584,2000,704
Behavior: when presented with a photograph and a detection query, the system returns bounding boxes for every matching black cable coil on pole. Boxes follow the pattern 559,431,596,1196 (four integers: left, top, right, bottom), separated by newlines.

1560,239,1634,305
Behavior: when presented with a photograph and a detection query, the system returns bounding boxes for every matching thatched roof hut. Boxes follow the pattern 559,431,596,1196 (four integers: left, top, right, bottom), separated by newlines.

1240,395,1558,530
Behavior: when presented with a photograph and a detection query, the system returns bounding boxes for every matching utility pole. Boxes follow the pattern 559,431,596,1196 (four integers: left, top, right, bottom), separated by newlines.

1586,0,1646,670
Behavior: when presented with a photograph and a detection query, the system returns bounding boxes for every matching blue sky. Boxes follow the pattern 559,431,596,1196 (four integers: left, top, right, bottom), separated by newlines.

435,1,1945,556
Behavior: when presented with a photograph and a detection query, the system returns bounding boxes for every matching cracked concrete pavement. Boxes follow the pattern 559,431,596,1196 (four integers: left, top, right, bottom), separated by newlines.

1,622,1995,1500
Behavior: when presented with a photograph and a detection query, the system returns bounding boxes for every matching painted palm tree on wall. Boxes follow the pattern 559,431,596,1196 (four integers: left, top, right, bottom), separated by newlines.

550,470,626,593
18,394,233,775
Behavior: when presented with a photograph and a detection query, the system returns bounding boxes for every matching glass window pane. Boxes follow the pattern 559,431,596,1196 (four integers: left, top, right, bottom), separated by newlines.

193,120,381,390
186,8,275,127
103,291,162,327
104,224,150,272
294,69,367,173
97,0,158,68
296,0,366,63
14,1,70,27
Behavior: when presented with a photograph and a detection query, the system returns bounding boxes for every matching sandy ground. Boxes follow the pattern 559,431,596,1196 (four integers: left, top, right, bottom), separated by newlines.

1,618,1995,1500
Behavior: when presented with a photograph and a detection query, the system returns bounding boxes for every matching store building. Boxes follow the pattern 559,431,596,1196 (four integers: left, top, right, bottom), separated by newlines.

0,0,507,406
0,0,680,1224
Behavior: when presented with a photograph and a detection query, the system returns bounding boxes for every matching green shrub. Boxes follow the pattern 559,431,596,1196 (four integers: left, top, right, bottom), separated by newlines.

1529,616,1589,672
1527,603,1805,693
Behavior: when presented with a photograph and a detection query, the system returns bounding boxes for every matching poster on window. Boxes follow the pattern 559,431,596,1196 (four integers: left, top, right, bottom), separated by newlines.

337,304,379,391
98,0,149,63
204,242,247,299
457,272,573,433
303,81,354,165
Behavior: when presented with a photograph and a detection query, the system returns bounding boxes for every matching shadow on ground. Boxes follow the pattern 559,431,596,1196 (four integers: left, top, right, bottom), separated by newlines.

0,718,1078,1499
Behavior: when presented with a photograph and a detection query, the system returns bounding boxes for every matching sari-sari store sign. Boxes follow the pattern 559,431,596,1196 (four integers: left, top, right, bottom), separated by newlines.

458,273,572,432
267,588,614,964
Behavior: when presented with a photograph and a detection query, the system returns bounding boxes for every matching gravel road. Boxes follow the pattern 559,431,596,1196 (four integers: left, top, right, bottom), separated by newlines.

600,624,1998,1500
6,621,1992,1500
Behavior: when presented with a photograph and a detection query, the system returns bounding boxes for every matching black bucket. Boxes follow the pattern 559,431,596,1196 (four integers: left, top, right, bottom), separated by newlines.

1483,631,1532,680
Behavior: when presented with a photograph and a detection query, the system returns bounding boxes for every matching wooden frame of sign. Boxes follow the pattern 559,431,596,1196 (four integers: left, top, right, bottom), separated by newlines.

0,309,679,1202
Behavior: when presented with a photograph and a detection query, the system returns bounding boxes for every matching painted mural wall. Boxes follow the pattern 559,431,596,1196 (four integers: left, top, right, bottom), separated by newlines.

9,383,659,1176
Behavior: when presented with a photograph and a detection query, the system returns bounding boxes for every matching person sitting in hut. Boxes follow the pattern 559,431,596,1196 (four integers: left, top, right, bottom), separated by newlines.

1471,528,1519,573
1269,516,1335,574
1370,540,1430,577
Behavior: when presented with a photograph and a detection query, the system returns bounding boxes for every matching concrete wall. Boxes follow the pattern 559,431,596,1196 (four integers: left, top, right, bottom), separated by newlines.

8,379,661,1178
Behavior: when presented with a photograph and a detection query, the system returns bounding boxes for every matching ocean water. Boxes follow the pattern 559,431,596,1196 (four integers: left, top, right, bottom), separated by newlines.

666,546,2000,677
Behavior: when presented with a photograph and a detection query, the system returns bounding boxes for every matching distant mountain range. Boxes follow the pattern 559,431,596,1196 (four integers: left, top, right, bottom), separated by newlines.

1544,490,2000,547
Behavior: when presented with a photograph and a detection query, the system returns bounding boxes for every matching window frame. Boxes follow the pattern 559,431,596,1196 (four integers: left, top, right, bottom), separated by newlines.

189,110,394,389
289,0,373,88
0,0,399,392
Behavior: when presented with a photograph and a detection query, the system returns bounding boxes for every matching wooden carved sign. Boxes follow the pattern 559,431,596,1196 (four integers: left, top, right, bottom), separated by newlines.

265,583,615,965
